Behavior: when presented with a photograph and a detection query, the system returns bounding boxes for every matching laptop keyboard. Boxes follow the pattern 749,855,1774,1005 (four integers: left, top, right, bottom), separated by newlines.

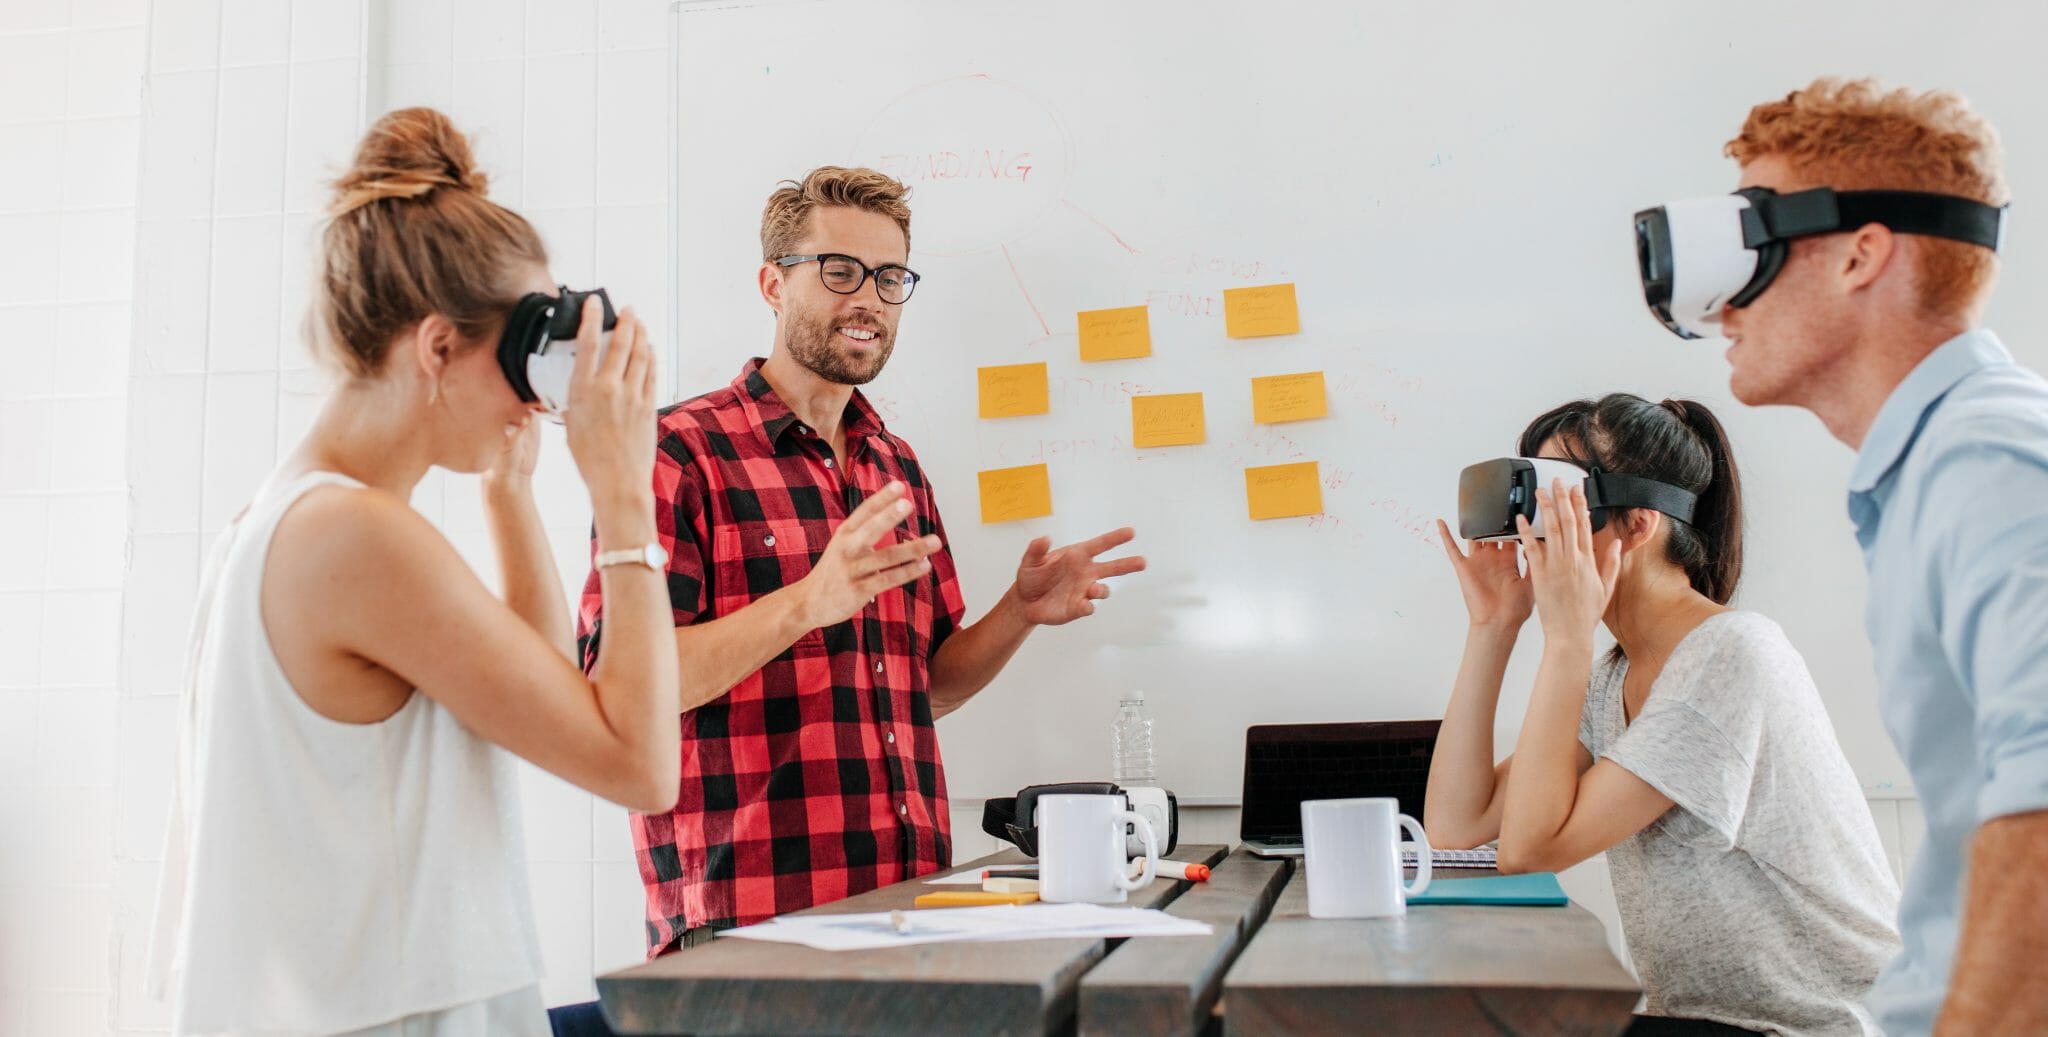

1405,846,1499,869
1251,836,1499,869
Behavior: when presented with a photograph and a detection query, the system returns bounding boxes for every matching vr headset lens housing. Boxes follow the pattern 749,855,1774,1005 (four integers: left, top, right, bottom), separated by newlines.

1457,458,1593,542
1635,194,1761,340
1457,457,1702,543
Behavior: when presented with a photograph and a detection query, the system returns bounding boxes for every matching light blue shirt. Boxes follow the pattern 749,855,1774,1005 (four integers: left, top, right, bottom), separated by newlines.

1848,329,2048,1036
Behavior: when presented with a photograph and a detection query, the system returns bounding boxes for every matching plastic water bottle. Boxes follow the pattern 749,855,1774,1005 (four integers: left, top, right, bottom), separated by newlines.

1112,689,1157,786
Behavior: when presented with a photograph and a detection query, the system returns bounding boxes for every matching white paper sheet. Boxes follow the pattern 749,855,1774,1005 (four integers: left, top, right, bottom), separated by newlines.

721,903,1212,951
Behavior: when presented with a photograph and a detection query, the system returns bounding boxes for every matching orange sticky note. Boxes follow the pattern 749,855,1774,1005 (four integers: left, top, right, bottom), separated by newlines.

1224,283,1300,338
978,362,1050,418
1251,371,1328,424
978,463,1053,524
1245,461,1323,520
1131,393,1206,448
1077,305,1153,361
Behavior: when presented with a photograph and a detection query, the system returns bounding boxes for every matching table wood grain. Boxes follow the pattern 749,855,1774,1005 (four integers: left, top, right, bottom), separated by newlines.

1078,849,1291,1037
1221,868,1639,1037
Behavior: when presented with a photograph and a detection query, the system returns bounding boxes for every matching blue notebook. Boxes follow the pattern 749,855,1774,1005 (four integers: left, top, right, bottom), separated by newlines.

1406,873,1568,907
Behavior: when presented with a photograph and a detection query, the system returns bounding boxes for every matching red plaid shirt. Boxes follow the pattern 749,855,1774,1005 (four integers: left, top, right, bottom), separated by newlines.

577,359,967,955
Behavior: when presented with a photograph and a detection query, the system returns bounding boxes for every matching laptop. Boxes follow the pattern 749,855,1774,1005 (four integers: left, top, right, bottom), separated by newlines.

1239,720,1498,867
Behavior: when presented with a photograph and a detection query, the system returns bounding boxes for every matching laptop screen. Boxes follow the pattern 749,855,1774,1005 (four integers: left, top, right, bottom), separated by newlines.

1239,721,1442,841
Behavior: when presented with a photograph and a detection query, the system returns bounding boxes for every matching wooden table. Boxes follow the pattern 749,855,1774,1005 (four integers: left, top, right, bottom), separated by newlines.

597,847,1638,1037
1221,866,1640,1037
598,845,1232,1037
1077,851,1289,1037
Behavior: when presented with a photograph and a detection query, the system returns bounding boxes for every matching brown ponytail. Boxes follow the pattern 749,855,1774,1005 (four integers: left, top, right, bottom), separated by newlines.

311,107,546,377
1658,399,1744,604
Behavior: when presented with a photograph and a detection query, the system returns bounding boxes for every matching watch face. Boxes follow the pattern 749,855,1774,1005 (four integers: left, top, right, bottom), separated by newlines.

599,544,667,569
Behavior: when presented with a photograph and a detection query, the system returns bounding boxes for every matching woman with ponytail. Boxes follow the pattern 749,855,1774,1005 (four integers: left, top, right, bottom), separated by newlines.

1425,394,1899,1037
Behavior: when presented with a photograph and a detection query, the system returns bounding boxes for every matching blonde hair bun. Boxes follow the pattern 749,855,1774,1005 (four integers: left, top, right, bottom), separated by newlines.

330,107,490,217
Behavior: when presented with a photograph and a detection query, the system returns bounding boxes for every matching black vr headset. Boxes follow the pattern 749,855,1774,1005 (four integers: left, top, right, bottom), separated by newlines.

982,782,1180,858
496,285,616,417
1457,458,1698,542
1634,187,2006,339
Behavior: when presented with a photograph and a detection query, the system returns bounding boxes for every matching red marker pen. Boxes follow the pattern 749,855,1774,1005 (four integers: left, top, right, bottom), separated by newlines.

1131,858,1210,882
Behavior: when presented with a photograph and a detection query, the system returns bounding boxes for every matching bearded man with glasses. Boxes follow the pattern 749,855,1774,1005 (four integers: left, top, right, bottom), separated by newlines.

575,166,1147,955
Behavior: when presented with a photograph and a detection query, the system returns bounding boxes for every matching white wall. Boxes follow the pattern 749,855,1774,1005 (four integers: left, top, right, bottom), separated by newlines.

0,0,147,1031
0,1,1933,1032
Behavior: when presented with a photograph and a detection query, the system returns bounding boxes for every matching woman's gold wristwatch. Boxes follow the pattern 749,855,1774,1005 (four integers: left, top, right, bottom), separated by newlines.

596,543,668,571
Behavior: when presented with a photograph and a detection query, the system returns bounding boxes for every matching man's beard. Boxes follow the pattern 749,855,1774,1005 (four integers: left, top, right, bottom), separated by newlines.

784,308,895,386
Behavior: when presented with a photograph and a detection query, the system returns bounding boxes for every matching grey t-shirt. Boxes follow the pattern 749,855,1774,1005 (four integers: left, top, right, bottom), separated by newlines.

1580,611,1901,1037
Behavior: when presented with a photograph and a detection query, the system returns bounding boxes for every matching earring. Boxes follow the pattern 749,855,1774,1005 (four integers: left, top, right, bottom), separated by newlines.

429,379,442,407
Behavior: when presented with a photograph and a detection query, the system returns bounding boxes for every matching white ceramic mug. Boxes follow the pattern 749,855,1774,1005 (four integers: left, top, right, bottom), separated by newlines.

1301,797,1433,919
1038,794,1160,904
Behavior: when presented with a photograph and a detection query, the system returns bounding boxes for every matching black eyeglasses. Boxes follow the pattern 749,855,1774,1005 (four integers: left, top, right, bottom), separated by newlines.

775,253,921,304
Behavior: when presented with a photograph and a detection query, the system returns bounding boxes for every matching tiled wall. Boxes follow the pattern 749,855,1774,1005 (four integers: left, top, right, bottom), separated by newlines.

107,0,371,1029
0,0,147,1030
101,0,680,1025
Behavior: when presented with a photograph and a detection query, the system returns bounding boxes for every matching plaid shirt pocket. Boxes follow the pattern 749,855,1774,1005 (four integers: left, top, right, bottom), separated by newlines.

711,520,830,652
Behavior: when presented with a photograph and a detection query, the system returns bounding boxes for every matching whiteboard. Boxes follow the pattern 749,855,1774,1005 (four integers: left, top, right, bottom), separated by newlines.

669,0,2048,800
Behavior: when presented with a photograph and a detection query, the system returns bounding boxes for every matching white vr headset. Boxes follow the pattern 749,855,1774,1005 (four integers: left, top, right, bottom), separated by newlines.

1634,187,2007,339
496,286,615,418
1457,457,1698,543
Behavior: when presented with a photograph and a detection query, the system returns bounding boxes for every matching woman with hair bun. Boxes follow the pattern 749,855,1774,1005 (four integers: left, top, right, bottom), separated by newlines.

147,108,675,1036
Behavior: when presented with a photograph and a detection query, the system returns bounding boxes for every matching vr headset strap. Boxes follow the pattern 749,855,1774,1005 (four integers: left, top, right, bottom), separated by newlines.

1588,471,1699,525
1835,191,2005,251
1750,189,2005,252
497,293,556,402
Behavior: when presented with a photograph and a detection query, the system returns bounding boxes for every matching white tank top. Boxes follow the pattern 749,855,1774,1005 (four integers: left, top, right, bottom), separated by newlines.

147,471,548,1036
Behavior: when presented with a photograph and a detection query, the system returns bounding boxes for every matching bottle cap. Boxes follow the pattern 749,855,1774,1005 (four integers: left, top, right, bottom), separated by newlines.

1120,689,1145,704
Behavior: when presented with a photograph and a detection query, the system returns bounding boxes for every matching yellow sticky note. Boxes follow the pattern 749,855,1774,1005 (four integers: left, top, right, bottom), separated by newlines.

1077,305,1153,361
1131,393,1206,448
1224,283,1300,338
914,890,1040,907
978,362,1050,418
1245,461,1323,520
978,463,1053,524
1251,371,1328,424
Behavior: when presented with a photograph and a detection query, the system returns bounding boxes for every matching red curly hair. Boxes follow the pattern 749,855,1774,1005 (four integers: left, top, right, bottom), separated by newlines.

1726,77,2007,318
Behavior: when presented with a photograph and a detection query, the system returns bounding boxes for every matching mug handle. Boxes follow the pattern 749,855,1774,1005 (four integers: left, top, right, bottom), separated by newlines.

1398,814,1432,898
1112,810,1159,891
